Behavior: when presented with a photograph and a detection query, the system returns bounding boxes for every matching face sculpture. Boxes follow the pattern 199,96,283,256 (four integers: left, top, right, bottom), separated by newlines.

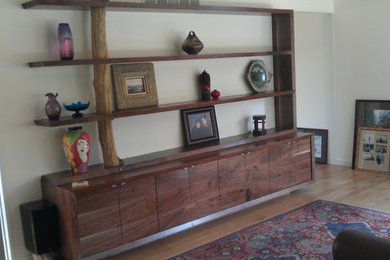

76,138,89,163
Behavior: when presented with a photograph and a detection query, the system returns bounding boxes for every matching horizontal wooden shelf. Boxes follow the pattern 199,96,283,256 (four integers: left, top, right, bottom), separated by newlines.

28,51,293,68
34,113,110,127
113,90,294,118
34,90,294,127
22,0,293,15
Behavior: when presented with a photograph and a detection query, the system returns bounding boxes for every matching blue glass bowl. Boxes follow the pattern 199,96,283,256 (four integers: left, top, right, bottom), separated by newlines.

64,102,90,118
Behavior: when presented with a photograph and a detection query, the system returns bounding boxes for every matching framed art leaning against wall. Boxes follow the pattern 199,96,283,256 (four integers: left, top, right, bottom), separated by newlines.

352,100,390,169
355,127,390,173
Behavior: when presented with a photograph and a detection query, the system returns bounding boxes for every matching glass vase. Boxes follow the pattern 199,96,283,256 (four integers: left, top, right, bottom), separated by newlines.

58,23,74,60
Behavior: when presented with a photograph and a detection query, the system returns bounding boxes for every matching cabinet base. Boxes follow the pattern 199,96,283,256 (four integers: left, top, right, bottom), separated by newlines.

85,180,313,260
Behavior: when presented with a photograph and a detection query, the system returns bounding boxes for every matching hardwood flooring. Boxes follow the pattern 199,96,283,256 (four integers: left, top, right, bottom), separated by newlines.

108,164,390,260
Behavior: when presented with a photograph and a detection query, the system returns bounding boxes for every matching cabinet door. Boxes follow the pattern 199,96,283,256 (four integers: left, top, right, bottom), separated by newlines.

156,169,191,231
291,137,312,184
269,141,295,192
76,187,121,257
189,160,220,219
219,155,246,210
119,177,158,244
245,147,270,200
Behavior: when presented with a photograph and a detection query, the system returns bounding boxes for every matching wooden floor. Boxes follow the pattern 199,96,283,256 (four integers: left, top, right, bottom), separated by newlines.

108,164,390,260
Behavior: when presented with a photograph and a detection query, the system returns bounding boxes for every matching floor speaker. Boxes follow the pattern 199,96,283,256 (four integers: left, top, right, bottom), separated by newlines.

19,200,60,254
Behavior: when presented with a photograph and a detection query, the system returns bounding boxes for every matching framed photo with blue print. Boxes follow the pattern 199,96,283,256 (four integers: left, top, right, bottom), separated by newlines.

297,128,328,164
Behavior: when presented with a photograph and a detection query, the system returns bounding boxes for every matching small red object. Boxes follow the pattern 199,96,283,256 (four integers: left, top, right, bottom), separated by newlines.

211,89,220,100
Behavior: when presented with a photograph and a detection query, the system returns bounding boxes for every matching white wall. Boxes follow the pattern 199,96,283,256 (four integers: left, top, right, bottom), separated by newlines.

334,0,390,165
295,12,335,163
0,0,334,259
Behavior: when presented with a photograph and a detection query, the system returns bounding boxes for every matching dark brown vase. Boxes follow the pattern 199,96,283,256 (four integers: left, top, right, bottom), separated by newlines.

45,93,61,121
182,31,204,55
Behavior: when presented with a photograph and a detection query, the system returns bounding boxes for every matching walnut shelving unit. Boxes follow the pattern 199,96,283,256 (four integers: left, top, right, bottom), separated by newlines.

24,3,305,258
25,0,296,168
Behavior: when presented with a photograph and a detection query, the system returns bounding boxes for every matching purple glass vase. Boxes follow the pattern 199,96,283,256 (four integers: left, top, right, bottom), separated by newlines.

58,23,74,60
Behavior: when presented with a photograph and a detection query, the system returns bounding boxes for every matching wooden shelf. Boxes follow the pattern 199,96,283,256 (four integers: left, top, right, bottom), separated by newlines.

22,0,293,15
34,90,294,127
28,51,293,68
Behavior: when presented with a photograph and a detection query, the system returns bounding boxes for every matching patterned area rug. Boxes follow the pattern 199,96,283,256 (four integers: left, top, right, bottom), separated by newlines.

171,200,390,260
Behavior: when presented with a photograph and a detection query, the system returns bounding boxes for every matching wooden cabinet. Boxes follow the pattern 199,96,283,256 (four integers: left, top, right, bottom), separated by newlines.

41,133,313,259
156,169,191,231
269,137,312,192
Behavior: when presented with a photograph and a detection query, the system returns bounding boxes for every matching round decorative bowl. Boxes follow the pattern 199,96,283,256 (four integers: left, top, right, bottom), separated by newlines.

64,102,90,118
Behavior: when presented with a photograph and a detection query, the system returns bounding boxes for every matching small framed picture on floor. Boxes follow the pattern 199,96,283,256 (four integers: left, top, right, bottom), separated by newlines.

355,127,390,173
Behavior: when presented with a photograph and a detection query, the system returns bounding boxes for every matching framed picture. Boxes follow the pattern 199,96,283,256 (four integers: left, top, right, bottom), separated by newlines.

355,127,390,173
111,63,158,110
352,100,390,169
181,106,219,146
297,128,328,164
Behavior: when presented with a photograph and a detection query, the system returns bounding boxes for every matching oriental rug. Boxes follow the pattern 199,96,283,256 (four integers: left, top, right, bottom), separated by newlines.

171,200,390,260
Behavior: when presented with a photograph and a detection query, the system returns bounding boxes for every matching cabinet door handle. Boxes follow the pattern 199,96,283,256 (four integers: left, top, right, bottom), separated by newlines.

120,182,126,186
111,184,118,189
246,152,251,155
287,141,292,145
292,140,297,144
241,153,245,156
190,165,196,168
184,167,188,170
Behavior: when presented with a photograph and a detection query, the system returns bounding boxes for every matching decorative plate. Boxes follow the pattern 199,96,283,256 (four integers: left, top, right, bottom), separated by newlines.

246,60,273,92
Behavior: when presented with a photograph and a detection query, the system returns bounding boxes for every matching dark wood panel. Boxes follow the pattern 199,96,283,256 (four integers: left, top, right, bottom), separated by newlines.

119,177,158,243
219,190,242,211
189,161,219,201
121,218,159,244
245,148,270,200
76,187,118,214
294,158,312,185
77,205,120,238
269,141,294,192
191,195,221,220
79,227,122,257
219,155,246,207
272,13,294,51
292,137,312,185
156,169,191,231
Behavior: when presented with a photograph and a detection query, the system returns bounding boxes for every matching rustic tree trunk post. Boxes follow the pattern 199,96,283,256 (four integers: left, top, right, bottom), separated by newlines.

91,7,120,167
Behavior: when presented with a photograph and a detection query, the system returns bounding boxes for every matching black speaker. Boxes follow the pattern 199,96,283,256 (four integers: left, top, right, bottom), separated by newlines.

19,200,60,254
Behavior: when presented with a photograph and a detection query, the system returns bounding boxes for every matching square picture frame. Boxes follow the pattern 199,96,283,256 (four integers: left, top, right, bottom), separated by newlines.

352,100,390,169
111,63,158,110
297,128,328,164
355,127,390,173
181,106,219,146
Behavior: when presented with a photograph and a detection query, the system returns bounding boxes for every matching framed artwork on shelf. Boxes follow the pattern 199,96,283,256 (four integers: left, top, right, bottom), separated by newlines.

352,100,390,169
181,106,219,146
297,127,328,164
355,127,390,173
111,63,158,110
